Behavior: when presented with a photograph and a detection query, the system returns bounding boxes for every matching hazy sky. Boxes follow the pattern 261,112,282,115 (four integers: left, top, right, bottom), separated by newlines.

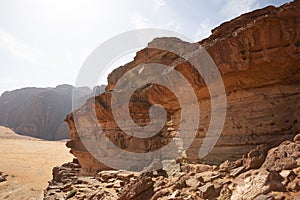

0,0,292,95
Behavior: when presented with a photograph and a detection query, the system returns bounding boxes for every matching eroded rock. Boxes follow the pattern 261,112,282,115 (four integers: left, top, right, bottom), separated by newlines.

65,0,300,174
262,141,300,171
45,1,300,200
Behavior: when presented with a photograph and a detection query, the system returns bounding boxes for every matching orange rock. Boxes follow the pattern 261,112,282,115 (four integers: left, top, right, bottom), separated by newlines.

65,1,300,174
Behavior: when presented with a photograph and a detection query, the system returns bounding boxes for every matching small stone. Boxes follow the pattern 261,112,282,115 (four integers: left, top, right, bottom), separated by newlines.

113,180,124,188
65,190,77,199
116,171,136,181
229,166,245,177
294,134,300,142
162,160,181,177
254,194,274,200
292,167,300,175
198,182,218,199
279,170,291,178
287,177,300,191
0,174,8,182
186,178,202,189
219,160,242,172
118,176,154,200
169,189,179,198
105,183,114,188
243,145,268,170
98,170,118,181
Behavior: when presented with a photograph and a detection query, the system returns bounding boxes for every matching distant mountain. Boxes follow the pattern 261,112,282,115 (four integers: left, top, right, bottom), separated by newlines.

0,84,105,140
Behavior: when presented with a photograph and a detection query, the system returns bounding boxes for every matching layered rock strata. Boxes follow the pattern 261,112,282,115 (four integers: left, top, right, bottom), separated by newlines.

66,1,300,174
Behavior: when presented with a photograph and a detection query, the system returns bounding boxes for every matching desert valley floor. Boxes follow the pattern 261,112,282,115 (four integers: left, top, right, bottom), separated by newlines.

0,126,73,200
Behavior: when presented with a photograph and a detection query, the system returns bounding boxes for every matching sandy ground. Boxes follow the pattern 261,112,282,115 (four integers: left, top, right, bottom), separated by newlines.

0,126,73,200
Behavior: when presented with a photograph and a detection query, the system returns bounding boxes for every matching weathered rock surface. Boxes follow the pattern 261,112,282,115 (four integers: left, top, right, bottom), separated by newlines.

44,135,300,199
65,1,300,173
262,140,300,172
0,85,105,140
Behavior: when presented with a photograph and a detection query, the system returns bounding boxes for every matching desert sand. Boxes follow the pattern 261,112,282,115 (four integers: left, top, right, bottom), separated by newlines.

0,126,73,200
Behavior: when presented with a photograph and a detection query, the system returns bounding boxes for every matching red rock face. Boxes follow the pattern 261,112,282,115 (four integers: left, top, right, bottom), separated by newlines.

65,1,300,174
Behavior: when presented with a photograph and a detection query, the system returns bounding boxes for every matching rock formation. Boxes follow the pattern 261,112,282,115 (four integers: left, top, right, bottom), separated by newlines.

0,172,8,183
65,1,300,174
44,133,300,199
0,85,105,140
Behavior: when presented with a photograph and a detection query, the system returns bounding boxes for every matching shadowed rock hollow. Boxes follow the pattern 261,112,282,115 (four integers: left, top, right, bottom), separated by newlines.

65,0,300,174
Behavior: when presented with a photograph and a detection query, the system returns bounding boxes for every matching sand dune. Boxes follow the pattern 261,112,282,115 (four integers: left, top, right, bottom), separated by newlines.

0,126,73,200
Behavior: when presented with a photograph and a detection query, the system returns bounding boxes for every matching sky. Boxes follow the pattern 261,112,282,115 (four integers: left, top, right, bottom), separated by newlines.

0,0,292,95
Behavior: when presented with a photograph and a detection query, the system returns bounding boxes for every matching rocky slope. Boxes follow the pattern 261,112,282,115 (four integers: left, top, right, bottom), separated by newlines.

65,0,300,174
44,134,300,199
0,85,105,140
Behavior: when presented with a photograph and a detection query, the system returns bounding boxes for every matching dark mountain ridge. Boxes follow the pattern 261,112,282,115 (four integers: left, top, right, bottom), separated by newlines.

0,84,105,140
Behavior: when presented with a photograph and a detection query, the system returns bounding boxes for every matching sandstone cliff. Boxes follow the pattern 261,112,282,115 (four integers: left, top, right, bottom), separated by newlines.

0,85,105,140
65,1,300,174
